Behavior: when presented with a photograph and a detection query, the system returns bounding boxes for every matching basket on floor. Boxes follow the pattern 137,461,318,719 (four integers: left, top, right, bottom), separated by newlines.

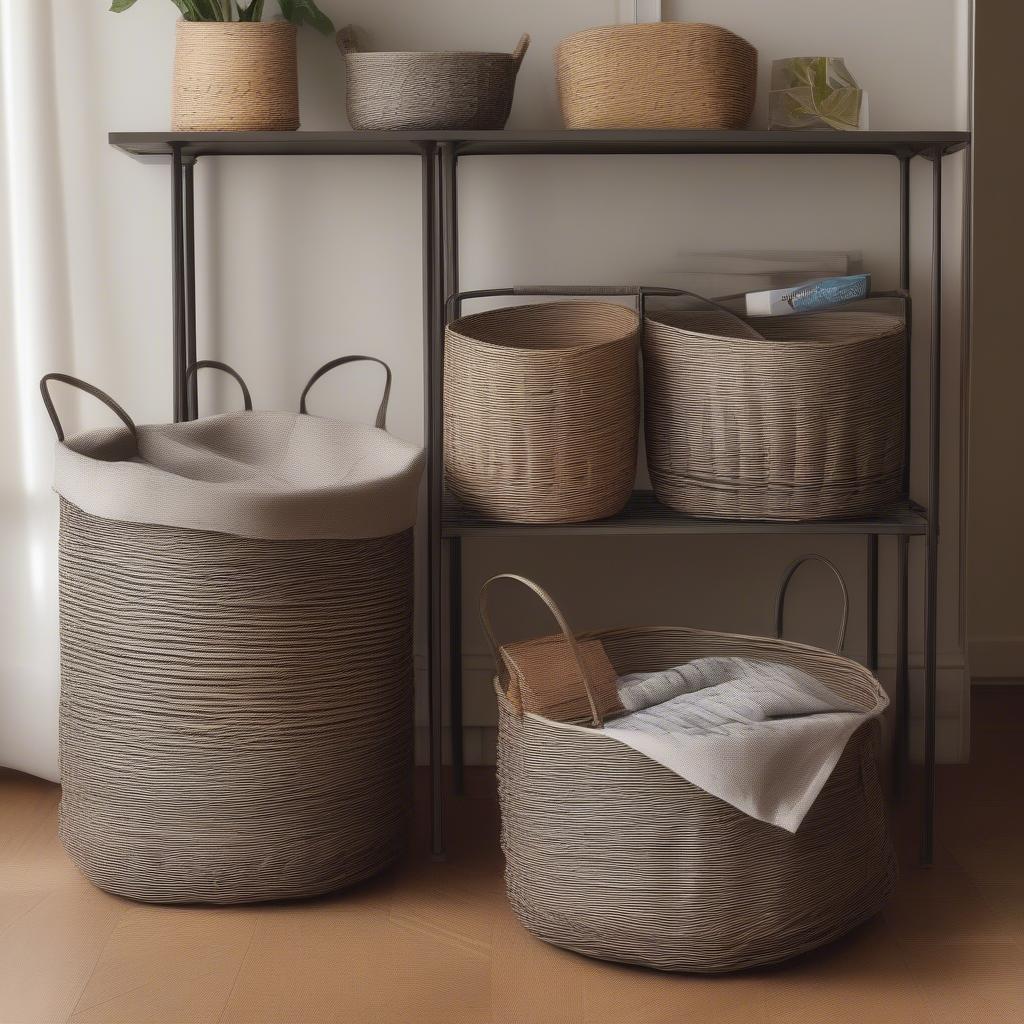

444,287,643,524
481,562,896,973
643,293,908,520
337,26,529,130
42,357,424,904
555,22,757,129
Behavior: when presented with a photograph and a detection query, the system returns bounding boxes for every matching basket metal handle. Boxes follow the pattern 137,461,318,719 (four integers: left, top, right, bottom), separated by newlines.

39,373,137,443
446,284,686,324
299,355,392,429
511,34,530,68
480,573,604,728
184,360,253,413
774,554,850,655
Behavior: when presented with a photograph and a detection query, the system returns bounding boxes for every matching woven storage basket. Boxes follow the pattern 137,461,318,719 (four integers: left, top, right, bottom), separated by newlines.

444,291,641,523
643,296,907,520
42,358,423,904
337,26,529,130
173,20,299,132
482,567,896,973
555,22,757,130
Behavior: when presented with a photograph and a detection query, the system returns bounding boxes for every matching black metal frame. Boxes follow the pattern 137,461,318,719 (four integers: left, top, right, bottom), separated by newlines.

114,128,969,867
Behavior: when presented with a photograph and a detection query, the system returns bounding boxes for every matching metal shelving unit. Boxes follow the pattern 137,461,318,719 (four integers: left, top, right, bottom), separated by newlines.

111,128,970,865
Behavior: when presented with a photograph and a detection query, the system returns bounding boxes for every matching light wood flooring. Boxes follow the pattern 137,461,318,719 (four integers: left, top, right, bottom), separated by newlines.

1,686,1023,1024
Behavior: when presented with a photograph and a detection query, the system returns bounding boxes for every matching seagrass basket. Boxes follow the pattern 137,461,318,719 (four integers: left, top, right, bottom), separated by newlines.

444,296,641,523
643,298,907,520
482,569,896,973
173,21,299,132
337,27,529,130
555,22,757,130
43,359,423,904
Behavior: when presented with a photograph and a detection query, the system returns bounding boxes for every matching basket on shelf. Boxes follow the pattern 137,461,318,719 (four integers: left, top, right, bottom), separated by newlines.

173,21,300,132
444,288,643,524
642,294,908,520
482,562,896,973
555,22,757,130
337,27,529,130
42,358,423,904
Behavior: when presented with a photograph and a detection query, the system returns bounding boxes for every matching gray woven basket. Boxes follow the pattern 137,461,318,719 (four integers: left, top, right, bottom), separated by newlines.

43,360,418,904
643,297,907,520
482,569,896,973
337,26,529,130
444,297,641,524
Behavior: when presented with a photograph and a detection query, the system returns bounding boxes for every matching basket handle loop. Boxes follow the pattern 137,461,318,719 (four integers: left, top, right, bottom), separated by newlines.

336,25,360,55
184,360,253,413
480,573,604,728
774,554,850,655
39,373,137,443
511,33,530,68
299,355,392,429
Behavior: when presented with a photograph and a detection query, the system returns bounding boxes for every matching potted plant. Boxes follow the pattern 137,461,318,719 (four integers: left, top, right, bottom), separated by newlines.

111,1,335,131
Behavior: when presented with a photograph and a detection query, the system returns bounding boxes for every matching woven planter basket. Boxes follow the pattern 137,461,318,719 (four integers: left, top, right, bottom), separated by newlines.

482,570,896,973
173,20,299,132
444,299,640,523
555,22,757,130
337,26,529,130
643,301,907,520
43,360,422,904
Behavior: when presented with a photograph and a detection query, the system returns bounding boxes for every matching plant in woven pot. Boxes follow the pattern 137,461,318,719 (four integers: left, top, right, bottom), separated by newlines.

111,0,335,131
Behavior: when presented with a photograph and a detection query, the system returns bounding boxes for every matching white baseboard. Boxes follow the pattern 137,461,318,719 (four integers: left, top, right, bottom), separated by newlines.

969,638,1024,681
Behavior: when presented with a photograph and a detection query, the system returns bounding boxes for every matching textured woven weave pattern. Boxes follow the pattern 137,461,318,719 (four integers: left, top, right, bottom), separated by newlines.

496,625,897,973
555,23,757,130
444,301,640,523
173,21,299,132
643,308,907,520
57,500,414,904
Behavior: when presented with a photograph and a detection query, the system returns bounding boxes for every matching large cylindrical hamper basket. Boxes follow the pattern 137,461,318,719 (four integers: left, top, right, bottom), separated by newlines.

42,358,424,904
444,287,644,524
481,569,896,973
643,296,908,520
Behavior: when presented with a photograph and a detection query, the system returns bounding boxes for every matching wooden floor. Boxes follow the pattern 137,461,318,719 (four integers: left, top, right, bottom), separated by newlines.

1,686,1023,1024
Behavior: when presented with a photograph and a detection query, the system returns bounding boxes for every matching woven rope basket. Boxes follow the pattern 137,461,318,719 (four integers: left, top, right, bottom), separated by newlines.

45,361,418,904
643,303,907,520
555,22,757,130
173,21,299,132
444,299,640,523
483,571,896,973
337,27,529,130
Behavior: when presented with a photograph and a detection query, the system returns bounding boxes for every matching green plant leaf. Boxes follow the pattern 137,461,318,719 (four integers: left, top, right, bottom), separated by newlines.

279,0,335,35
109,0,140,12
235,0,265,21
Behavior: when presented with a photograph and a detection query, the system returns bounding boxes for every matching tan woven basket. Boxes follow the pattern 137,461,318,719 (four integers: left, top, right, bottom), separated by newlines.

45,361,418,904
173,20,299,132
444,296,641,523
555,22,757,130
482,570,896,973
643,300,907,520
337,26,529,130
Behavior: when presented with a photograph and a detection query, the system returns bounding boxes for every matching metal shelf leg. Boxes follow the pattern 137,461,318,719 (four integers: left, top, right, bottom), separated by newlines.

450,537,464,795
895,533,910,799
183,161,198,421
171,146,187,423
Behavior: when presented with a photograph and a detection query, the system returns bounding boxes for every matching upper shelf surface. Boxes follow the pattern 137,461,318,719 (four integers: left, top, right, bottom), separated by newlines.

110,130,970,160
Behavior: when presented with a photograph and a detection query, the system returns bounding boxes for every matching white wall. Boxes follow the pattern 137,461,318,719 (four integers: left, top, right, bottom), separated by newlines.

0,0,970,779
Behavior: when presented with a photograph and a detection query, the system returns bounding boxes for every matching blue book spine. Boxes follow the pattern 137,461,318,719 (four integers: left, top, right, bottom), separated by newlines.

787,274,870,312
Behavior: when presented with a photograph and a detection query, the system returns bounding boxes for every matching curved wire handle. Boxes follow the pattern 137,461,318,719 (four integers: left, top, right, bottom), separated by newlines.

184,360,253,413
299,356,392,429
774,554,850,655
39,373,137,443
479,573,603,727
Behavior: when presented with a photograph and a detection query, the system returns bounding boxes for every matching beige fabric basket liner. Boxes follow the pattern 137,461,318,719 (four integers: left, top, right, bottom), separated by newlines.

54,410,424,541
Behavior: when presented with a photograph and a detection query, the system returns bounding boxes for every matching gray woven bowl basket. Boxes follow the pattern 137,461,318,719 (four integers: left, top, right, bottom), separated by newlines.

44,360,419,905
337,27,529,131
482,568,896,973
643,296,908,520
